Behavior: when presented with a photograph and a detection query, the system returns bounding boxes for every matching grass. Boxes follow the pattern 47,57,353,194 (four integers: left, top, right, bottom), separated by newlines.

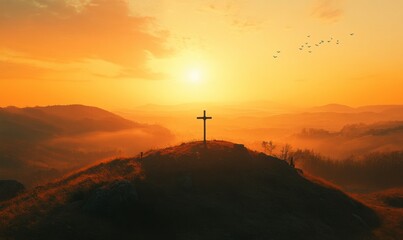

0,140,388,240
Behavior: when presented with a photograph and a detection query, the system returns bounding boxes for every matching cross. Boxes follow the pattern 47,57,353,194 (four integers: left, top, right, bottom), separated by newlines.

197,110,212,147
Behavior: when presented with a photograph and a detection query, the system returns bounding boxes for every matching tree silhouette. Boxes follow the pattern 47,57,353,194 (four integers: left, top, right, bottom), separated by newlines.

262,140,276,156
280,143,292,161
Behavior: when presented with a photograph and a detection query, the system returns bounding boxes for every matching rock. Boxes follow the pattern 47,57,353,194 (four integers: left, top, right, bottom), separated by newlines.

83,180,138,218
0,180,25,202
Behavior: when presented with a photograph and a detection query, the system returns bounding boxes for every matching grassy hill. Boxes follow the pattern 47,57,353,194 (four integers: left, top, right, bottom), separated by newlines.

0,141,380,240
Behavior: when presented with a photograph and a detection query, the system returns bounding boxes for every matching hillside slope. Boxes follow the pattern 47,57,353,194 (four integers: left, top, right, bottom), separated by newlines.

0,141,379,240
355,188,403,240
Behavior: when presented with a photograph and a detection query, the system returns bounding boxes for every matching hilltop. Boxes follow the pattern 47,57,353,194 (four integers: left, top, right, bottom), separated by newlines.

0,141,379,240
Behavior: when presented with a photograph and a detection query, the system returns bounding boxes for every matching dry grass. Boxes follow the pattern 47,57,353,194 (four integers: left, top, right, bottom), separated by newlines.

0,141,387,240
354,188,403,240
0,157,142,229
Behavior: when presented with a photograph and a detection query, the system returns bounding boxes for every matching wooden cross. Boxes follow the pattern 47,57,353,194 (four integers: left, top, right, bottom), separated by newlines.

197,110,212,147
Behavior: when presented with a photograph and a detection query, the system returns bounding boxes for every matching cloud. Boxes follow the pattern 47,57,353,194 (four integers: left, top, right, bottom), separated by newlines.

0,48,128,80
203,1,235,14
200,1,262,30
0,0,171,80
230,18,261,30
311,0,344,22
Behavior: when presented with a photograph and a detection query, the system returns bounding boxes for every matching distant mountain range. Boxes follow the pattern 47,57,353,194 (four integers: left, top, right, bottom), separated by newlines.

308,104,403,114
0,105,174,186
1,102,402,186
0,105,138,140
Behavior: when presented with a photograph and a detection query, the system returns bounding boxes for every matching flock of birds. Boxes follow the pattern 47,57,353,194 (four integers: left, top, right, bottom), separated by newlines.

273,33,355,59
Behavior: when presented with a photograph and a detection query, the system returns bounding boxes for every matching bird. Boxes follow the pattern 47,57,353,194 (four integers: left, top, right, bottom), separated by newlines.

277,51,281,53
305,42,308,45
308,46,311,48
273,55,278,58
299,48,303,50
350,33,354,36
315,44,319,46
308,51,312,53
307,35,311,38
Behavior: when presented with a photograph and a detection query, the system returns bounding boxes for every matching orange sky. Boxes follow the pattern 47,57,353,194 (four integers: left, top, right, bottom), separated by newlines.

1,0,403,109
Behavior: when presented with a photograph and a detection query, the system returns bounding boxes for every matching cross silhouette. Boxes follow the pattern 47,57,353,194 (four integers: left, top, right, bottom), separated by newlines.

197,110,212,147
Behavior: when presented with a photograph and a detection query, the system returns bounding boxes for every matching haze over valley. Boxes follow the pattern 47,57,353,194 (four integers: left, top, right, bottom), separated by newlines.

1,1,402,239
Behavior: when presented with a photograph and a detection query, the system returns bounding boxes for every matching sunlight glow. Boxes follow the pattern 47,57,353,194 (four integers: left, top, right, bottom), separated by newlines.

187,68,202,83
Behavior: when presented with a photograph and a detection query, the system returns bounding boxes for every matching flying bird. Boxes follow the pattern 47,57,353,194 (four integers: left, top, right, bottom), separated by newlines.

307,35,311,38
273,56,278,58
350,33,354,36
308,51,312,53
277,51,281,53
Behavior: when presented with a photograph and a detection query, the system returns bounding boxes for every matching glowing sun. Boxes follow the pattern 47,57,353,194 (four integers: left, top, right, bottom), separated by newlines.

187,68,202,83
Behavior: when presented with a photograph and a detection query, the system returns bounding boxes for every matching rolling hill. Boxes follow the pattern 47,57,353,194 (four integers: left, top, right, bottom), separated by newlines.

0,105,138,140
0,141,380,240
293,121,403,158
0,105,174,186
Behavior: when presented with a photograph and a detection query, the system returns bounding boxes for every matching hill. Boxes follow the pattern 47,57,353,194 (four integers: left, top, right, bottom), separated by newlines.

308,104,356,113
0,104,138,140
0,141,380,240
0,105,174,187
293,121,403,159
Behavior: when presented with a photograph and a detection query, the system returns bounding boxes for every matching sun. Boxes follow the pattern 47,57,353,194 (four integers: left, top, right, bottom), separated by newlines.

187,68,202,83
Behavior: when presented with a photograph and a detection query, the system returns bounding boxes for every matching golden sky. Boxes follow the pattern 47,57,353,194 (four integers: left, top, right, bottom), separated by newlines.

1,0,402,109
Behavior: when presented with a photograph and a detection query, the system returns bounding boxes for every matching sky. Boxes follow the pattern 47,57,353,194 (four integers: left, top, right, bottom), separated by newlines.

1,0,403,109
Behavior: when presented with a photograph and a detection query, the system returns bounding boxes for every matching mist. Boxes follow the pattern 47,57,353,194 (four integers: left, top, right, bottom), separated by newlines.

0,105,175,187
118,103,403,157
